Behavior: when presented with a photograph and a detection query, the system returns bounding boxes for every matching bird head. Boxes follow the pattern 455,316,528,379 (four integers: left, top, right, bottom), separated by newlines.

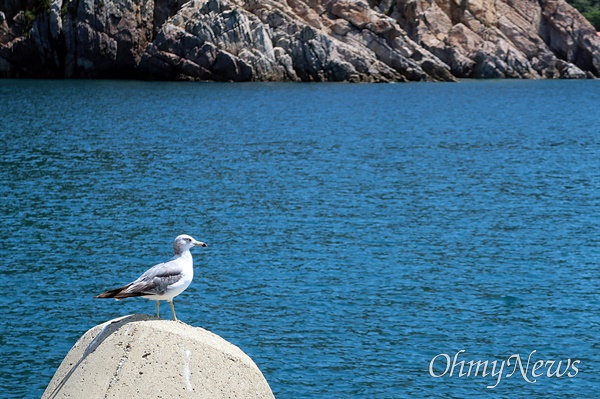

174,234,208,254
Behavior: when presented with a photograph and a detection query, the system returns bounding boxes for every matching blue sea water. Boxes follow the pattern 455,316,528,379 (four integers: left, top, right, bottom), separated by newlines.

0,79,598,398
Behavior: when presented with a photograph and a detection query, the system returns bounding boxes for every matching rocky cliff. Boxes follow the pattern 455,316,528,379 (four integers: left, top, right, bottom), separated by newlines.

41,315,275,399
0,0,598,81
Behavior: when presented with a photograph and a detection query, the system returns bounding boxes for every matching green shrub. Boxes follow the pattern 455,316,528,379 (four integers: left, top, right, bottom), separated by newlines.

583,10,600,29
567,0,600,30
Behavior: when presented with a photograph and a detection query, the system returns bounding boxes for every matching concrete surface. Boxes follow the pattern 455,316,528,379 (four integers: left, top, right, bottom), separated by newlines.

41,314,275,398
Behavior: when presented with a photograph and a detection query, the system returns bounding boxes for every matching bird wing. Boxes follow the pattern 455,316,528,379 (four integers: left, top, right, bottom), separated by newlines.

124,257,184,296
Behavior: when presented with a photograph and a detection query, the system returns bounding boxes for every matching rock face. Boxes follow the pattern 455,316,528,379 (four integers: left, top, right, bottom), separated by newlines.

0,0,598,81
41,315,275,399
388,0,600,79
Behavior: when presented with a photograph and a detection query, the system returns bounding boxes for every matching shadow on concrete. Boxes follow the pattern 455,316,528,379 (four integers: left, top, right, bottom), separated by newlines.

46,314,154,399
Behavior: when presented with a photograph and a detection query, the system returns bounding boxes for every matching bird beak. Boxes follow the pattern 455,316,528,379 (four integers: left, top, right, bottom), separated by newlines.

194,240,208,248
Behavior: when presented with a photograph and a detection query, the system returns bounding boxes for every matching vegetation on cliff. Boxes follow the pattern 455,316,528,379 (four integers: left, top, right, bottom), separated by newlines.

567,0,600,29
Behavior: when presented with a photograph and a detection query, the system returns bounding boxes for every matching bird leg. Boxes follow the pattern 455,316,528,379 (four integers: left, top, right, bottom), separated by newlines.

155,301,160,319
169,300,177,321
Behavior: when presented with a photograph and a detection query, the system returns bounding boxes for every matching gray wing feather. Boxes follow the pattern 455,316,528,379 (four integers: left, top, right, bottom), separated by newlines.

124,258,183,296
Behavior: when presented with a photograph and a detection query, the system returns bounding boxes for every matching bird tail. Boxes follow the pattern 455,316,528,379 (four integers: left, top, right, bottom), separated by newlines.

94,284,142,300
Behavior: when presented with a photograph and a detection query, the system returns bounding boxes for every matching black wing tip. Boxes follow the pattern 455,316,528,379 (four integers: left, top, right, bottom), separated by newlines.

94,284,136,299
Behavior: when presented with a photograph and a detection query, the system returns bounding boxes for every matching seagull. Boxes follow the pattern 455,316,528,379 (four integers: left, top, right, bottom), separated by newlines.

94,234,208,321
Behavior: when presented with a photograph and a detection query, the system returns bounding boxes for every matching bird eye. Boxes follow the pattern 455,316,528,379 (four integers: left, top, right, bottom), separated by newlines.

185,238,191,242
